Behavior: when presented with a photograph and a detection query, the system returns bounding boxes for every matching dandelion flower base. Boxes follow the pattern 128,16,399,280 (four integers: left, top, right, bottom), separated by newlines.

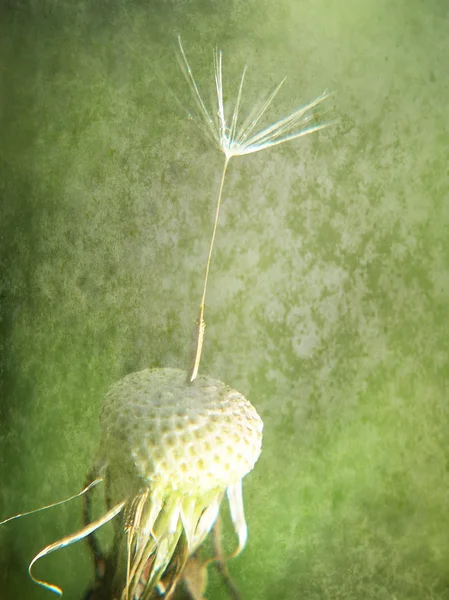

96,368,263,598
101,368,262,493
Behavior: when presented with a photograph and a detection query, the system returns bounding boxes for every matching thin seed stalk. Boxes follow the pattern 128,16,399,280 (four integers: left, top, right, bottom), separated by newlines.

187,155,230,383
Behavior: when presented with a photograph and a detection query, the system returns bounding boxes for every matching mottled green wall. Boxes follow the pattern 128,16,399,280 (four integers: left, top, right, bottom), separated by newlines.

1,0,448,599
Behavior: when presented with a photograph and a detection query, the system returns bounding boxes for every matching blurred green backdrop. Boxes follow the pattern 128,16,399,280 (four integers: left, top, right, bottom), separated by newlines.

0,0,448,599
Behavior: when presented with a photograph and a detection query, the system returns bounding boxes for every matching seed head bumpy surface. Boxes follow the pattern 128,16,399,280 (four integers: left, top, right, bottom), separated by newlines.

100,368,263,495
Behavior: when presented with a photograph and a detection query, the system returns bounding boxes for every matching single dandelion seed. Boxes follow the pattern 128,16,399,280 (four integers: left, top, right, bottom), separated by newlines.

177,36,331,382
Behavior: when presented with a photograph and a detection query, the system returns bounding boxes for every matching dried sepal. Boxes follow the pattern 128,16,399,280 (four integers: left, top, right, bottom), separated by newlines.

29,500,125,596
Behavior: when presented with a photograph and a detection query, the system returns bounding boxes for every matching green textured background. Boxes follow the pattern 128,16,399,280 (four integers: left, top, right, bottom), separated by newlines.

1,1,448,599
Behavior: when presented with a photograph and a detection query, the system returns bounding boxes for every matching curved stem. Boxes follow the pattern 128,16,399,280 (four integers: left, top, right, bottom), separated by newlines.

187,155,230,382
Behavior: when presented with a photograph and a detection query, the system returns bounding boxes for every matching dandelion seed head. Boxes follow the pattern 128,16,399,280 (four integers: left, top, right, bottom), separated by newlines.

18,37,333,599
94,367,263,598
